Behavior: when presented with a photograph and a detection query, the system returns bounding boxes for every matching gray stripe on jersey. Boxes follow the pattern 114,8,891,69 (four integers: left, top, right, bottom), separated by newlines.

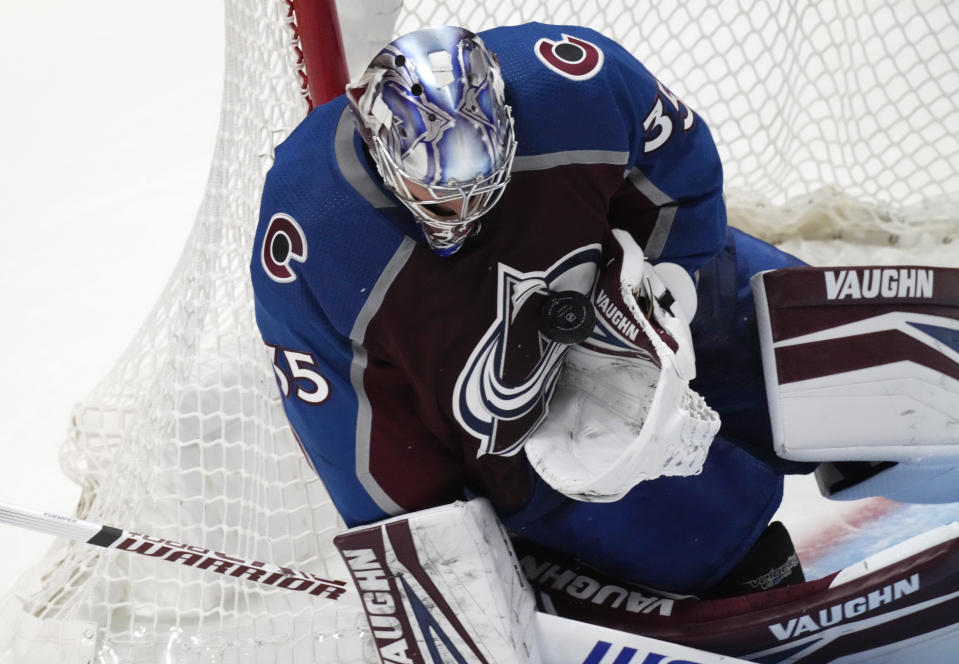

626,167,676,261
512,149,629,172
334,107,396,209
350,237,416,517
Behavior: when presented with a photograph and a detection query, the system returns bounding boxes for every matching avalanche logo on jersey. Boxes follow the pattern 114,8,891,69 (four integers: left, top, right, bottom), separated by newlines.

261,213,308,283
454,245,602,457
534,34,605,81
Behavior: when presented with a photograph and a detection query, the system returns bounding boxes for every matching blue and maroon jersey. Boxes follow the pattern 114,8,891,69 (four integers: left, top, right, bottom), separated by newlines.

252,23,781,592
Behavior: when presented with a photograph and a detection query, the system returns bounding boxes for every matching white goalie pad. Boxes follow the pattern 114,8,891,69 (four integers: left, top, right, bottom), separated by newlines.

333,499,539,664
525,230,720,503
751,266,959,464
817,460,959,504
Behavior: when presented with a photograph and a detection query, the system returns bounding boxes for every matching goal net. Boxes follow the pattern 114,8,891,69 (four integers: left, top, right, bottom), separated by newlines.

1,1,956,663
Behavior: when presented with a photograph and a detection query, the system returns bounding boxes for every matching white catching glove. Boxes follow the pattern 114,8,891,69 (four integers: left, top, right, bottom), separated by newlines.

524,229,720,503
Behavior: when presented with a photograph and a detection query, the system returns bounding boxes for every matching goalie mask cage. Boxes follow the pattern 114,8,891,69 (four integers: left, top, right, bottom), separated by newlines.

0,1,956,662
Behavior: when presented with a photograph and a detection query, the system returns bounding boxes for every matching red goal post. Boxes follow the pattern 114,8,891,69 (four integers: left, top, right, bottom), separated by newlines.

0,2,956,664
289,0,349,110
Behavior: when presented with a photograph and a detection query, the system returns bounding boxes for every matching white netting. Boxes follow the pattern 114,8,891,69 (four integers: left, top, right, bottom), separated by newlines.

1,1,957,663
0,1,370,662
393,0,959,267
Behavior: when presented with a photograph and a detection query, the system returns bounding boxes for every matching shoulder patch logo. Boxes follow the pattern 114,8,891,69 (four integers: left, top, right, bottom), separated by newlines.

534,34,604,81
261,213,307,283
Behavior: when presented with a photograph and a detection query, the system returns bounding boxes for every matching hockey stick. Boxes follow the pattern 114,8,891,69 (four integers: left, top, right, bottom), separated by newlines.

0,499,349,600
0,498,746,663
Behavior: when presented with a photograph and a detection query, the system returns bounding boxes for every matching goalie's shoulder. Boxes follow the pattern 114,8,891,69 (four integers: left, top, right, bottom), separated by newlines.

480,21,653,101
254,99,413,336
479,22,632,72
478,23,657,154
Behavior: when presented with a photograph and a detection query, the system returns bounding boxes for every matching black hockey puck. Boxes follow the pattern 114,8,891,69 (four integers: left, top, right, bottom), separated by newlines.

540,290,595,345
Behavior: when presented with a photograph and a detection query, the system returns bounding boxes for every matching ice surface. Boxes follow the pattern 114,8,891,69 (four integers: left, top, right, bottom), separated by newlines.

0,2,223,596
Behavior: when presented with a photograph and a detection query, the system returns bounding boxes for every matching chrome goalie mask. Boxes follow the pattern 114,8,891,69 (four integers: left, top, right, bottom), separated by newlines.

346,26,517,256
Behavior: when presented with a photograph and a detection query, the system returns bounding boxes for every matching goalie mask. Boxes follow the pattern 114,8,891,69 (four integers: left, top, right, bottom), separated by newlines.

346,26,517,256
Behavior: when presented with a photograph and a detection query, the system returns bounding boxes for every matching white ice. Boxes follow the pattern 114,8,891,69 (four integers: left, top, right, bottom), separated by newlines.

0,2,223,596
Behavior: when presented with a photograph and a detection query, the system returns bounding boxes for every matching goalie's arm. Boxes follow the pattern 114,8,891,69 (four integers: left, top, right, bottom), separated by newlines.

251,217,469,529
252,292,470,527
599,33,726,276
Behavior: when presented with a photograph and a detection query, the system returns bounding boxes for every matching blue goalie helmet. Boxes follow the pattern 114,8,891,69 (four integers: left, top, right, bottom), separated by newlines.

346,26,517,256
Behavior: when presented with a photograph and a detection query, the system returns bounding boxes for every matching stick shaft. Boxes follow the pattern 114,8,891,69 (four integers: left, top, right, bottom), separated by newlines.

0,500,109,541
0,503,746,662
0,499,349,600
